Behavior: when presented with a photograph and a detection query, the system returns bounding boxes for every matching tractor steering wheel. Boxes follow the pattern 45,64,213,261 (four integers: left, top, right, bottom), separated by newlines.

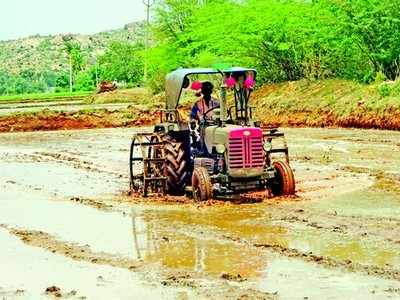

202,105,220,121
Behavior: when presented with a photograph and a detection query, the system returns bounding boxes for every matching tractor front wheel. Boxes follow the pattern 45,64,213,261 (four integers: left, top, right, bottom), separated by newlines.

192,167,212,201
271,160,296,196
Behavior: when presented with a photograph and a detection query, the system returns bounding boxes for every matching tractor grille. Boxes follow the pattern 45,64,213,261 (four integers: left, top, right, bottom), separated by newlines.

228,129,264,169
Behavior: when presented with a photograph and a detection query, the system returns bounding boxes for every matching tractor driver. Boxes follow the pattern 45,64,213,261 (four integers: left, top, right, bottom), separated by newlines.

190,81,220,122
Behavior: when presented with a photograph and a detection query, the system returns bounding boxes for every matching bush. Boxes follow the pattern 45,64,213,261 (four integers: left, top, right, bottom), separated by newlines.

75,71,95,91
378,83,391,97
98,42,144,85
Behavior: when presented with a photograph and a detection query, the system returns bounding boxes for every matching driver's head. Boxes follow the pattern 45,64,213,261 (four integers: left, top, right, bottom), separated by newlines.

201,81,214,97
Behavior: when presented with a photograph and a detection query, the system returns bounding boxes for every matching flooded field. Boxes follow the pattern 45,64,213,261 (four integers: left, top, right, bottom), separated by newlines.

1,127,400,299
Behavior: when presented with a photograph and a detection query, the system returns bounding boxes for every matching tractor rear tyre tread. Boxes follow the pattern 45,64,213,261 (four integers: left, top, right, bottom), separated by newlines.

271,160,296,196
163,137,188,195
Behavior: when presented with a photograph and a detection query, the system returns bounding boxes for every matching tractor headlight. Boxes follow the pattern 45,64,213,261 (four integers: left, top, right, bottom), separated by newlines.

216,144,226,154
263,141,272,152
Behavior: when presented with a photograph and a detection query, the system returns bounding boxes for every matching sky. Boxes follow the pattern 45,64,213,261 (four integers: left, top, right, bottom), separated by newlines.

0,0,146,41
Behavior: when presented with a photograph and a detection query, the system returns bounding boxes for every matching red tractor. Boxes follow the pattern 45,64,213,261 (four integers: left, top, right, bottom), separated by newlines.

130,67,295,200
97,81,117,93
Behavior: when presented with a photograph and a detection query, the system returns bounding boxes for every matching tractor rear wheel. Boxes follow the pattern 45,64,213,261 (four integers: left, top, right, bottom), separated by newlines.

192,167,212,201
271,160,296,196
163,136,188,195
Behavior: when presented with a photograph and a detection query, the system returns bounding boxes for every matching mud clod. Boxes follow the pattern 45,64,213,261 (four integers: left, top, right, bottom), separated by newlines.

69,197,113,211
45,286,61,297
161,274,195,288
220,273,246,282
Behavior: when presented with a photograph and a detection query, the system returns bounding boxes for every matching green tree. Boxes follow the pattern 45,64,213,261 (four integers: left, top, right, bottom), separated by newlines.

75,70,96,91
0,70,10,95
63,37,86,90
154,0,207,40
325,0,400,80
148,0,379,85
55,72,70,90
98,42,144,84
42,71,57,88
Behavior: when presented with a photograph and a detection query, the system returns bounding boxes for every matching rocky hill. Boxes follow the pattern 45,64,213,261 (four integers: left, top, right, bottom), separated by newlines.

0,22,145,75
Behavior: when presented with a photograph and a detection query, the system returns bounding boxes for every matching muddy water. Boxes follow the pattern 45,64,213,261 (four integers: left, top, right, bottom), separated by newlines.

1,127,400,299
0,227,179,300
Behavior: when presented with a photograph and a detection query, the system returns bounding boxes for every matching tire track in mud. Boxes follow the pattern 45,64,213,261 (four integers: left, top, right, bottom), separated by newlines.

274,169,400,245
252,242,400,280
224,232,400,282
34,151,125,178
274,210,400,244
68,197,115,212
0,151,124,178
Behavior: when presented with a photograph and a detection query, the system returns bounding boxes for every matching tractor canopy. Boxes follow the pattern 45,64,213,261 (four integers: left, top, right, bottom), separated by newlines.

165,67,257,110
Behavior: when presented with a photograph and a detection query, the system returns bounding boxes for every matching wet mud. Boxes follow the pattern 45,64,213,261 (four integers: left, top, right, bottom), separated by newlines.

0,108,158,133
1,127,400,299
0,225,142,271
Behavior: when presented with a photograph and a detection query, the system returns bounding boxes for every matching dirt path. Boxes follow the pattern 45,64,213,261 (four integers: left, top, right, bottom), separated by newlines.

1,127,400,299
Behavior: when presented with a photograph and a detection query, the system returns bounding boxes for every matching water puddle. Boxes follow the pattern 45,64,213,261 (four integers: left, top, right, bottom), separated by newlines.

131,206,274,278
131,205,400,299
0,227,180,300
259,258,399,300
4,189,396,280
1,161,124,198
306,189,400,219
0,187,135,258
131,203,400,274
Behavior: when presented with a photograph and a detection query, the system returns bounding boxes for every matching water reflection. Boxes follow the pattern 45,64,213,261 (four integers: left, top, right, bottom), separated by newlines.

130,204,400,277
130,206,282,277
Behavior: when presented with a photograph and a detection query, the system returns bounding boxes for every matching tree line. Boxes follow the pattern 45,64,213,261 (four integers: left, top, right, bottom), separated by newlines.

146,0,400,91
0,39,144,96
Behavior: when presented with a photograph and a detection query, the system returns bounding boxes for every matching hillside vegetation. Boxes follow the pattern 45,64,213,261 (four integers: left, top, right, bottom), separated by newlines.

0,22,144,95
0,23,143,74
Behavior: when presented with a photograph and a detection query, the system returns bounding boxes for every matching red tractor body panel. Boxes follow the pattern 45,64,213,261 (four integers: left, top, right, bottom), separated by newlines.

227,127,265,177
